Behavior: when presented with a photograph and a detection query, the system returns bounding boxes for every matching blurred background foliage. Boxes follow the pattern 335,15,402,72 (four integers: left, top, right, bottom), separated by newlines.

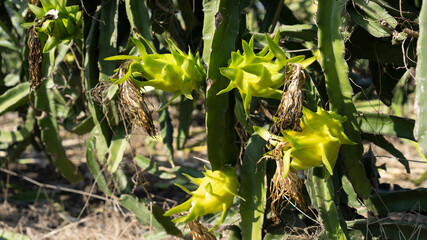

0,0,427,239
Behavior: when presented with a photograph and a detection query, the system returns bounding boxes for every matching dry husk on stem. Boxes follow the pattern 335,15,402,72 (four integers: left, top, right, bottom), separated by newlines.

271,64,305,134
188,220,216,240
28,22,43,91
269,63,307,219
113,61,156,136
92,63,156,136
118,79,156,137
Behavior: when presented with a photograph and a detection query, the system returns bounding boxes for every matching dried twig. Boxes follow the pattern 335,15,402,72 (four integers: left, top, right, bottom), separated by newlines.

188,220,216,240
0,168,112,202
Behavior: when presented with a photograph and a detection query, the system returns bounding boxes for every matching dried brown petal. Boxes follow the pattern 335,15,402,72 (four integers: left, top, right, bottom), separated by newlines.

28,22,43,91
270,166,307,220
118,79,156,136
92,60,157,137
268,63,307,220
271,63,305,133
188,220,216,240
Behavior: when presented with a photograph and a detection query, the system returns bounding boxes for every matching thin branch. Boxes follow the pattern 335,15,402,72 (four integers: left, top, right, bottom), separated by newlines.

282,194,320,225
374,156,427,164
0,168,110,202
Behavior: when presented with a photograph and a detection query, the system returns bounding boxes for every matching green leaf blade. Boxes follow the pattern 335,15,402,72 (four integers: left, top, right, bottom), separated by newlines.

119,194,182,237
0,82,30,117
317,0,371,198
107,123,130,173
35,79,82,183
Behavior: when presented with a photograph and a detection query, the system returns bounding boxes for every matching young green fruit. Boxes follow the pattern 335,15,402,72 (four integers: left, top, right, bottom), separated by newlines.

164,167,240,231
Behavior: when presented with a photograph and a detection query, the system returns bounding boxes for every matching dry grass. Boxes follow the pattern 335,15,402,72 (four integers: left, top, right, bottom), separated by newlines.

0,201,148,240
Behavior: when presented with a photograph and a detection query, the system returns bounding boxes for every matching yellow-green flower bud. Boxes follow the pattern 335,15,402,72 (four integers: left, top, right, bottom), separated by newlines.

255,107,356,178
218,32,316,115
164,167,240,231
23,0,83,53
218,33,284,114
105,36,206,109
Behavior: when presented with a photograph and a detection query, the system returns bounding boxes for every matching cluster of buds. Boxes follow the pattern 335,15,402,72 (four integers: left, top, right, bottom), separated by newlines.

103,31,323,231
218,33,315,114
23,0,82,53
105,36,206,109
164,167,240,231
255,107,356,178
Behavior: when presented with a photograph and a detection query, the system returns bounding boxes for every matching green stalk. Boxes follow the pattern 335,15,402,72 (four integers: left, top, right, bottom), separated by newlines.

86,129,112,195
307,168,349,239
239,133,266,240
0,82,30,116
202,0,249,170
0,109,34,143
83,8,112,143
98,0,118,82
125,0,151,40
317,0,371,198
414,1,427,157
35,74,82,183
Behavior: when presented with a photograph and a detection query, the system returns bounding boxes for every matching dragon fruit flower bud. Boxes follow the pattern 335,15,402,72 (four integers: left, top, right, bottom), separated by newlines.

105,36,206,109
164,167,240,231
282,107,356,177
255,107,356,178
23,0,83,53
218,33,285,114
218,32,316,115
